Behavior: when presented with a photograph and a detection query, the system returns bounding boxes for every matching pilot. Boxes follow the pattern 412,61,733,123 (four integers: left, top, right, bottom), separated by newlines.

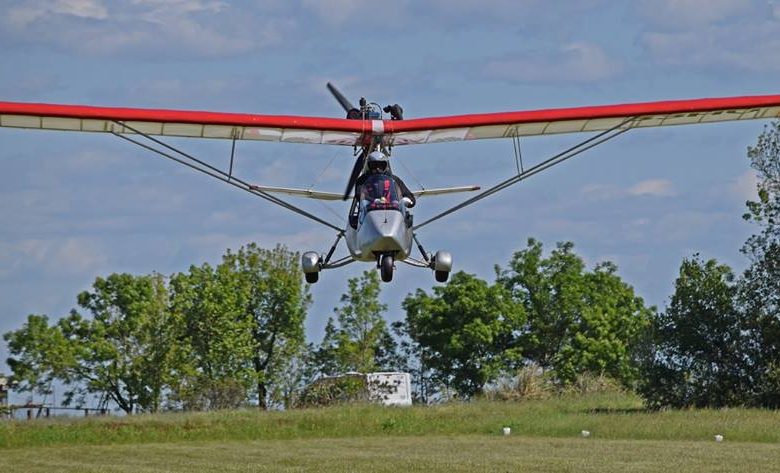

355,151,416,209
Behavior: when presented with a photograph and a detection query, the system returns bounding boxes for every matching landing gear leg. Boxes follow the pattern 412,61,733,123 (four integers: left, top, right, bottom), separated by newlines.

380,254,394,282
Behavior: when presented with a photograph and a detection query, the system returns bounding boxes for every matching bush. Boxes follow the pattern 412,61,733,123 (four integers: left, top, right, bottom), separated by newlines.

483,366,625,401
298,375,370,407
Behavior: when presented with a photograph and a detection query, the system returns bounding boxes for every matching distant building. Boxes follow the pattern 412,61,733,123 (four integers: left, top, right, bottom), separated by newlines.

366,372,412,406
304,372,412,407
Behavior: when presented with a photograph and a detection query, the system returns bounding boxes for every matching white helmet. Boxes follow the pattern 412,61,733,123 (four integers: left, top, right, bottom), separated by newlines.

367,151,389,172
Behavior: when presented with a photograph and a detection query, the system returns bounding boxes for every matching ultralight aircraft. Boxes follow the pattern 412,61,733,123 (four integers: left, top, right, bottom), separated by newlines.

1,85,779,283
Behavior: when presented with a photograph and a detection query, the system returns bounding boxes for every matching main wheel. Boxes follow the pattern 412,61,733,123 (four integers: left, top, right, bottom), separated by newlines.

435,270,449,283
380,254,394,282
305,272,319,284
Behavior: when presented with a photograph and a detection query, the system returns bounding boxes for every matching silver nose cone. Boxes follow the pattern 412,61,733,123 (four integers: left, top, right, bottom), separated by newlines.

359,210,406,254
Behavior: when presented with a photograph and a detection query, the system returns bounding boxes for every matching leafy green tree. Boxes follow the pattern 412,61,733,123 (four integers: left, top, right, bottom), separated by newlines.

171,244,309,410
740,122,780,406
62,272,176,414
4,314,75,397
402,271,525,398
315,271,395,375
221,243,310,409
640,256,751,408
497,239,652,385
170,262,256,410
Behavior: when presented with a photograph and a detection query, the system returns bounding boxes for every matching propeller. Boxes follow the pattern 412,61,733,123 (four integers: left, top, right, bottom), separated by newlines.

327,82,368,199
327,82,361,120
343,149,368,200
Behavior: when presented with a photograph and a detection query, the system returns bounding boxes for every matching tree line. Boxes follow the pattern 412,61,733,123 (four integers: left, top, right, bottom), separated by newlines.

4,123,779,412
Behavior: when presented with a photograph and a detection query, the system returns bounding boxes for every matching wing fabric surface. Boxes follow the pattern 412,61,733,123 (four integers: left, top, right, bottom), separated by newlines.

0,101,368,145
1,94,779,147
384,95,780,145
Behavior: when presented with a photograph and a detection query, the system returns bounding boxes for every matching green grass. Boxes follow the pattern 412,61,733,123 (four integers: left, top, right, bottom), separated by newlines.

1,436,780,472
2,391,780,449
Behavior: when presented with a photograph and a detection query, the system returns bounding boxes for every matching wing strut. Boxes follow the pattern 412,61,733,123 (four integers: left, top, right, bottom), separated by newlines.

110,121,344,232
413,117,636,230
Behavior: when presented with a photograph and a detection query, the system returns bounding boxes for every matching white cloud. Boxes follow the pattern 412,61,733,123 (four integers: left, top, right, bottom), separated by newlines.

0,237,108,278
581,179,677,199
642,22,780,72
1,0,288,57
627,179,677,197
730,170,759,200
483,42,622,83
8,0,108,27
638,1,780,73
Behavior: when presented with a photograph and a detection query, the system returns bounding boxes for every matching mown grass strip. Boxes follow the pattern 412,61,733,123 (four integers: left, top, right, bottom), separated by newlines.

1,392,779,449
2,436,780,473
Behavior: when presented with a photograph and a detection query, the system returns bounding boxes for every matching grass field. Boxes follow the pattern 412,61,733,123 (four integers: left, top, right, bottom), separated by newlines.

2,392,779,471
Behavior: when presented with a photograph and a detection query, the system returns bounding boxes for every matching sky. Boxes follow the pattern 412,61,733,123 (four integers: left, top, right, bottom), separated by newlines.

1,0,779,385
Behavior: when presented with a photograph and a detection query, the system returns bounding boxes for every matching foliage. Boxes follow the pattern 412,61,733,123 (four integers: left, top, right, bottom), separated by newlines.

497,239,652,386
389,319,439,404
221,243,310,409
169,262,256,410
640,256,751,408
3,314,75,397
314,271,395,375
298,374,369,407
170,243,309,410
483,366,625,402
5,274,176,414
67,273,176,413
5,244,310,413
740,121,780,407
403,271,525,398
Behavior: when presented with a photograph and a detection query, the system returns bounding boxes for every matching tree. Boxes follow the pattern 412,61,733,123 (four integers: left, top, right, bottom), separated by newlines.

640,256,751,408
497,239,652,385
171,244,309,410
61,272,176,414
221,243,310,409
315,271,395,375
389,319,438,403
402,271,525,398
170,262,256,410
4,314,75,398
739,121,780,406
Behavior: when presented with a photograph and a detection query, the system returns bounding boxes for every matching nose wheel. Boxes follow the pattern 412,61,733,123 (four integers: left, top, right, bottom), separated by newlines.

380,254,394,282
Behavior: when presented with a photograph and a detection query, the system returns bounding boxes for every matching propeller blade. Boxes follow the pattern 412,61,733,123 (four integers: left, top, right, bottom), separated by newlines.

343,150,367,200
327,82,356,113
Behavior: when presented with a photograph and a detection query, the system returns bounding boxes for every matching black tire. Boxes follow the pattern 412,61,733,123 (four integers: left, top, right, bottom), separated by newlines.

380,254,394,282
305,272,319,284
435,270,449,283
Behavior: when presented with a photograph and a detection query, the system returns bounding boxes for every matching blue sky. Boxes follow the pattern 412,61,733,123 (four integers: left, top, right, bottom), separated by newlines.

1,0,779,380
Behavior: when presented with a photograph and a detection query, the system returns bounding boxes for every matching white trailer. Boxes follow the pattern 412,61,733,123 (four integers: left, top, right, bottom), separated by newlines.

366,372,412,406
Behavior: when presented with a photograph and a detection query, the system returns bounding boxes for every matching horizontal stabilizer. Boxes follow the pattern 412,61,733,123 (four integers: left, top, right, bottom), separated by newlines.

414,185,481,197
249,185,343,200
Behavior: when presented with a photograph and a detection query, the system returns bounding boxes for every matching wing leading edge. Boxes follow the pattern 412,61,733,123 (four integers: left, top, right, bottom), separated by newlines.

1,94,779,147
383,94,780,145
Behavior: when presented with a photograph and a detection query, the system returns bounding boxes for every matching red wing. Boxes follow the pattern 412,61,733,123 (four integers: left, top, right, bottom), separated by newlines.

0,101,368,145
383,94,780,145
2,94,779,147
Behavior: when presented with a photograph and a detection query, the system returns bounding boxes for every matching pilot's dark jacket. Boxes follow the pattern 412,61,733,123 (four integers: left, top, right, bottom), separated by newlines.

354,171,416,208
